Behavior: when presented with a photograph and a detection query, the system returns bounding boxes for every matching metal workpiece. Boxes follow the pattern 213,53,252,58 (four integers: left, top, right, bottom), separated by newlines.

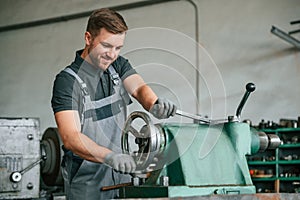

250,129,281,154
257,132,281,152
267,134,281,149
257,132,269,152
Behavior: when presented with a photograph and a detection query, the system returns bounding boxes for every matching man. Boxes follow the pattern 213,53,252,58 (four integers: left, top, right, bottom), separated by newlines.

51,8,176,199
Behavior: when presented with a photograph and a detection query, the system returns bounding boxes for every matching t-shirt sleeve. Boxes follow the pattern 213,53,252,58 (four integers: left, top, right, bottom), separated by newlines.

51,71,81,114
115,56,137,81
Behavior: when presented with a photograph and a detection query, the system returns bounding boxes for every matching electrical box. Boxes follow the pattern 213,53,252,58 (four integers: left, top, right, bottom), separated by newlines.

0,118,41,199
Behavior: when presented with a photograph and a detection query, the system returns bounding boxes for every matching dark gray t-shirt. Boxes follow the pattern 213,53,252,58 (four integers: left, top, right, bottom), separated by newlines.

51,50,136,116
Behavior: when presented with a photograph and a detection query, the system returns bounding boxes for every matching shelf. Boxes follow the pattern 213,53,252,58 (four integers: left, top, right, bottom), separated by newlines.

261,128,300,132
276,128,300,132
279,143,300,148
248,161,277,165
247,127,300,193
251,177,277,181
279,177,300,181
278,160,300,164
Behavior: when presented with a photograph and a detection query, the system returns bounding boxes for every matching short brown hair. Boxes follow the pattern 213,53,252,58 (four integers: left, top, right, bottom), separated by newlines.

86,8,128,37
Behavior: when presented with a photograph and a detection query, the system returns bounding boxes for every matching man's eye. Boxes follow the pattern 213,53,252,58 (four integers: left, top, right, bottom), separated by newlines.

101,43,110,48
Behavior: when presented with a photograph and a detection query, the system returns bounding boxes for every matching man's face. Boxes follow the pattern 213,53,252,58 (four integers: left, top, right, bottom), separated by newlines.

86,28,125,70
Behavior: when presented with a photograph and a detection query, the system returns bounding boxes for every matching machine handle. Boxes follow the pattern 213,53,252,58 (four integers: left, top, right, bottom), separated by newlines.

175,110,210,123
235,83,255,120
101,182,132,191
10,156,46,183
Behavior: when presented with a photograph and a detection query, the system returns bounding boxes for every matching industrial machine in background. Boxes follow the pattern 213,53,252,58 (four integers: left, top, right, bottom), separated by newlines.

116,83,282,198
0,119,64,199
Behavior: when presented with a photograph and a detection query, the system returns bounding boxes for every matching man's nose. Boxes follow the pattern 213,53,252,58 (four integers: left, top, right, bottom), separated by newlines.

107,48,117,59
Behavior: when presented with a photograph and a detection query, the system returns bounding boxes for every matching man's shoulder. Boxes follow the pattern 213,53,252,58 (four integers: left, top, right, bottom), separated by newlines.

53,65,81,92
113,55,129,67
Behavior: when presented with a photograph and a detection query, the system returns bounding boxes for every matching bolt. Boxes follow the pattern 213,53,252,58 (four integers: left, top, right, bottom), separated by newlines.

160,176,169,186
27,134,34,140
12,183,18,189
27,182,34,190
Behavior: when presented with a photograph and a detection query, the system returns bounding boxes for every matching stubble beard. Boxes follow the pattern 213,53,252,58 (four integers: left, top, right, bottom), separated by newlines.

89,48,115,70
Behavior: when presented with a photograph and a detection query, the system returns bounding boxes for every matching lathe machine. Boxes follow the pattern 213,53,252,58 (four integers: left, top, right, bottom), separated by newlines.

116,83,281,198
0,83,281,199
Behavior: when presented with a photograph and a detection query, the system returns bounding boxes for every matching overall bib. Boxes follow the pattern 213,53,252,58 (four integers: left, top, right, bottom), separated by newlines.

62,66,131,200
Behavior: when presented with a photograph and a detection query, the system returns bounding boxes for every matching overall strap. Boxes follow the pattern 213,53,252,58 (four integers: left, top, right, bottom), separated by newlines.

63,67,88,125
64,68,89,96
107,65,120,86
107,65,129,119
107,65,130,105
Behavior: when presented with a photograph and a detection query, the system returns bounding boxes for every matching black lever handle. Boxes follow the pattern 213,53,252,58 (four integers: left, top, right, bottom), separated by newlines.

235,83,256,120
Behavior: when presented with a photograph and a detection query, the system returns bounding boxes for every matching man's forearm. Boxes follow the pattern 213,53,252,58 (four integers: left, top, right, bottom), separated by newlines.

132,84,157,111
65,130,112,163
55,111,112,163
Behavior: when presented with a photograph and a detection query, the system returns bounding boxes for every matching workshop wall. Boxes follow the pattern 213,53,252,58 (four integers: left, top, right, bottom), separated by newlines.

197,0,300,125
0,0,299,132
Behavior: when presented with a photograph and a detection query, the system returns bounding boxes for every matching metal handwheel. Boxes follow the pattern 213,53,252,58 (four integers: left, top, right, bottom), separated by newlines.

122,111,165,173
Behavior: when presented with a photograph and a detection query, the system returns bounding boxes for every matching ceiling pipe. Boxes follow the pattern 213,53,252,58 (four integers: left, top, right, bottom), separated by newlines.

0,0,179,32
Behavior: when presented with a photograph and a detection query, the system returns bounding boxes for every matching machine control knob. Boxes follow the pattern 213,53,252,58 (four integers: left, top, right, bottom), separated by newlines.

235,82,256,120
10,172,22,183
246,83,256,92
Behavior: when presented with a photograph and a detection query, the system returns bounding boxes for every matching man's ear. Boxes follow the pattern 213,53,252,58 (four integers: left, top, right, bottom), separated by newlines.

84,31,92,46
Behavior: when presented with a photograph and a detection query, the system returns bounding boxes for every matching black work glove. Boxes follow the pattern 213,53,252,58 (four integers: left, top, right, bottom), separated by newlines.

149,98,177,119
104,152,136,173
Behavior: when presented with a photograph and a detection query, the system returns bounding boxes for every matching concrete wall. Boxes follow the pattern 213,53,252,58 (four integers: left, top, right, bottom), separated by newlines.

0,0,299,133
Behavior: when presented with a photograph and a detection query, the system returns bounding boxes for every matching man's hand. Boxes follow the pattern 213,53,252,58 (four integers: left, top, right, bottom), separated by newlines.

149,98,177,119
104,152,136,173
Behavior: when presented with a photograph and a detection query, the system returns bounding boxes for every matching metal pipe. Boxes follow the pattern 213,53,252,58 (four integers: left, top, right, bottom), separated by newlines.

0,0,179,32
288,29,300,35
290,20,300,25
271,26,300,49
183,0,200,114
